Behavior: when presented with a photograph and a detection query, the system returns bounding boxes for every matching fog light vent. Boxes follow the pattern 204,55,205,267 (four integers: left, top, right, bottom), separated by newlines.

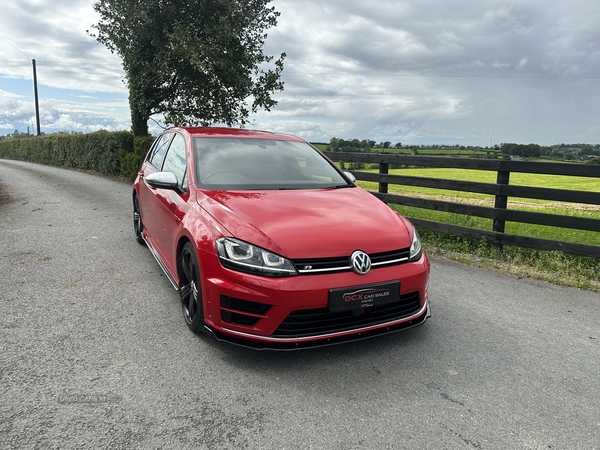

220,296,271,327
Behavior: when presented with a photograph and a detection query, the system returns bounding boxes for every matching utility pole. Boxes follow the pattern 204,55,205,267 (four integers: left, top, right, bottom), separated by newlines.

32,59,41,136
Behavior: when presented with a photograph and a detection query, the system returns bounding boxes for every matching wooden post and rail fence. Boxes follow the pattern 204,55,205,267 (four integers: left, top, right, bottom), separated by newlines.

323,152,600,258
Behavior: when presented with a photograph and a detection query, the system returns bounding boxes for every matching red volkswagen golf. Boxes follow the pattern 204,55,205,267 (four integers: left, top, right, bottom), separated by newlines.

133,127,430,349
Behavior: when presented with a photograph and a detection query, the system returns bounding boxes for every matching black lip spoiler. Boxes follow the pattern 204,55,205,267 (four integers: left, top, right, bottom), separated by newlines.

202,303,431,351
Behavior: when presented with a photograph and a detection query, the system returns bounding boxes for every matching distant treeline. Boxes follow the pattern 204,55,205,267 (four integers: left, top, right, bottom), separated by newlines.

326,137,490,152
328,138,400,152
325,136,600,162
500,143,542,157
500,142,600,160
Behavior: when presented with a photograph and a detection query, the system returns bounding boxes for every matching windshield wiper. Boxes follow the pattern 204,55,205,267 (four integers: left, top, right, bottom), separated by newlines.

318,184,352,189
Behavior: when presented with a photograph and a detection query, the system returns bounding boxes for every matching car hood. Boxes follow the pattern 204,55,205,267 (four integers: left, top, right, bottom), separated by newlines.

197,187,412,259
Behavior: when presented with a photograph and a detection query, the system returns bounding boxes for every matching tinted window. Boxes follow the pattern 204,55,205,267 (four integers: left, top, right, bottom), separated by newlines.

193,138,350,190
161,133,188,191
148,133,174,169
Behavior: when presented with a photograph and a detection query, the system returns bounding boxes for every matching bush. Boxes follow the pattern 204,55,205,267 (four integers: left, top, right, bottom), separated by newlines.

0,130,154,180
119,135,155,180
348,161,366,170
587,157,600,165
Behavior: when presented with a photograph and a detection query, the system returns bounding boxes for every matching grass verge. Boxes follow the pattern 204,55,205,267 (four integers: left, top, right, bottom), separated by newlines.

398,210,600,293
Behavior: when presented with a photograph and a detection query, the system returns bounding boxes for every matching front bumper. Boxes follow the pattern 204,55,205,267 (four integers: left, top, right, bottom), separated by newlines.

198,250,431,350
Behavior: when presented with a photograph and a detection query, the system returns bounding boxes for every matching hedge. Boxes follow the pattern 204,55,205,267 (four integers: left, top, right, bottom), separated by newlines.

0,131,155,180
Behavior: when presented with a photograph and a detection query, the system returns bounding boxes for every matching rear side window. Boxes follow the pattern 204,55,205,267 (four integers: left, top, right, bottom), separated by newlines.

148,133,174,169
161,133,188,191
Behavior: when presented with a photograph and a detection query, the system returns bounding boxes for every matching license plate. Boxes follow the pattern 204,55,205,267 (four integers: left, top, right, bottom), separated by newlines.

329,281,400,312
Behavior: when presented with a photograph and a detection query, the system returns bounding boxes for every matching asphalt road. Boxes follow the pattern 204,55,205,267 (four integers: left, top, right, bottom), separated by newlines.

1,159,599,450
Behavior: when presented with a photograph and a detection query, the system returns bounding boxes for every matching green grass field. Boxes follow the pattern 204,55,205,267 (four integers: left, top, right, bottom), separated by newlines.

354,167,600,245
350,167,600,291
356,167,600,204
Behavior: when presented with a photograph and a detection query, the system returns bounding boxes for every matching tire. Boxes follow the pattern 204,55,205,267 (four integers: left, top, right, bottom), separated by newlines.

133,195,145,246
179,242,205,333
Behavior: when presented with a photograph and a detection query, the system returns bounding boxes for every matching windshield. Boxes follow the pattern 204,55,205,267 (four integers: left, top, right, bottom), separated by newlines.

193,138,351,190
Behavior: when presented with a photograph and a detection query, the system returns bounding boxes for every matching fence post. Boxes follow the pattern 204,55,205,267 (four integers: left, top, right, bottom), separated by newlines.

379,162,389,194
493,170,510,255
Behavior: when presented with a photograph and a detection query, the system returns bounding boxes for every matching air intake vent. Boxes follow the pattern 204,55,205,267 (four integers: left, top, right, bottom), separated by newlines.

272,292,420,337
220,296,271,327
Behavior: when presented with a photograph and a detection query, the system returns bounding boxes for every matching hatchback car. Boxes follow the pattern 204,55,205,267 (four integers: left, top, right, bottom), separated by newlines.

133,127,430,349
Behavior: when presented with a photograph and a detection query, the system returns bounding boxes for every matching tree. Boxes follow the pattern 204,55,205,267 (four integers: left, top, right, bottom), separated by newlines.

89,0,285,136
502,143,542,158
587,157,600,165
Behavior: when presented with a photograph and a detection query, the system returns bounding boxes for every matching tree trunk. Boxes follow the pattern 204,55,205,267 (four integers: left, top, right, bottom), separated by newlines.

127,66,151,137
129,95,149,137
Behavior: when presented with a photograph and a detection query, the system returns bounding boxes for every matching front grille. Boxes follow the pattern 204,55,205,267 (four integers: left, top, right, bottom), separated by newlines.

220,296,271,327
272,292,421,337
292,256,351,274
370,248,411,267
292,248,411,275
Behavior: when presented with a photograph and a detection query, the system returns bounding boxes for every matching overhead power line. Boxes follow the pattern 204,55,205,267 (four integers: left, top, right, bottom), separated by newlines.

0,33,30,59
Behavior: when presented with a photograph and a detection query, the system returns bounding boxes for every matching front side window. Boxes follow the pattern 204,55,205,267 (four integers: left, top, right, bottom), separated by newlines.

148,133,174,169
161,133,188,191
193,138,351,190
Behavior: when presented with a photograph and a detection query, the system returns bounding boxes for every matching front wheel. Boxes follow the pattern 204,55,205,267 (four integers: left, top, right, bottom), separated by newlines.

179,242,204,333
133,195,145,246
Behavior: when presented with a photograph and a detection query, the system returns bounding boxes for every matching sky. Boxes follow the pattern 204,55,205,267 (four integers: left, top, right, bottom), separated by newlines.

1,0,600,146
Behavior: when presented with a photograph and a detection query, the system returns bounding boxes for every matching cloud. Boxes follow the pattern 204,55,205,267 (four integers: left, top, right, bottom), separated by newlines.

0,87,130,135
0,89,36,131
1,0,600,144
0,0,125,92
516,56,529,70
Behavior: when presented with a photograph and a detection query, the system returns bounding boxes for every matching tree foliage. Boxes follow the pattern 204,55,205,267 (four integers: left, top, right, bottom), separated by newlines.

89,0,285,136
501,143,542,158
328,137,373,153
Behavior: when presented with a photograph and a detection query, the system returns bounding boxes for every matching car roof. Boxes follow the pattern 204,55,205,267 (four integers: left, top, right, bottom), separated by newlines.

168,126,306,142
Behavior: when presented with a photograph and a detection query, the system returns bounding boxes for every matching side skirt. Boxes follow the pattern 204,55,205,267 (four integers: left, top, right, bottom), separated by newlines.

142,232,179,290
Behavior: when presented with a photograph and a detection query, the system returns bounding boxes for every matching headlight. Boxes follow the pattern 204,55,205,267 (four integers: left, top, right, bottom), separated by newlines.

409,226,422,261
216,237,298,277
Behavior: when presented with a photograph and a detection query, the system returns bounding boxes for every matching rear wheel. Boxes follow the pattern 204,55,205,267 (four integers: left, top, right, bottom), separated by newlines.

179,242,204,333
133,195,145,245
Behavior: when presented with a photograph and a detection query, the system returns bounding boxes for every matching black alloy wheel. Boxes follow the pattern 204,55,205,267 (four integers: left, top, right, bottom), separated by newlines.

179,242,204,332
133,195,145,246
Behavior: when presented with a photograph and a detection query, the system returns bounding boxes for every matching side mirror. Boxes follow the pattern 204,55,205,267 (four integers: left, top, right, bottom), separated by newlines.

344,171,356,183
145,171,179,190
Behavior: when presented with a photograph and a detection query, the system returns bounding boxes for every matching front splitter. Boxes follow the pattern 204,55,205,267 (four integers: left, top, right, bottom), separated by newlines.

202,303,431,351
